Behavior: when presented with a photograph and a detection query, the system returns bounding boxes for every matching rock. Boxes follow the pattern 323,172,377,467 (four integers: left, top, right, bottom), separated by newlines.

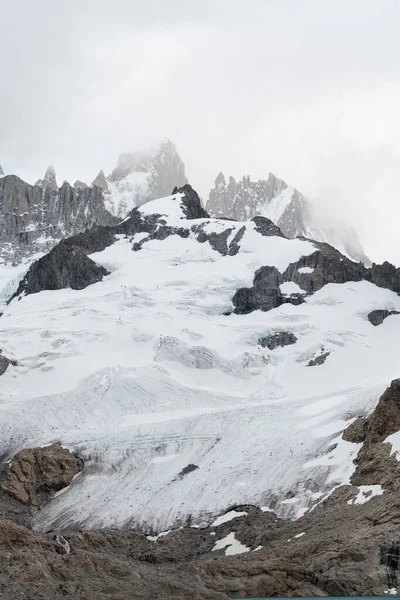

35,165,58,191
343,416,370,443
73,180,88,190
0,175,117,263
307,350,330,367
92,169,108,192
252,215,285,238
0,351,17,376
172,184,209,220
0,164,4,176
1,444,83,506
0,354,10,376
258,331,297,350
352,379,400,488
233,266,283,315
10,243,109,300
368,309,400,326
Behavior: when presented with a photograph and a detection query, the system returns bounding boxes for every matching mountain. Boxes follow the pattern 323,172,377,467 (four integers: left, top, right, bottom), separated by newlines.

0,141,187,267
1,184,400,596
207,172,370,264
102,139,188,217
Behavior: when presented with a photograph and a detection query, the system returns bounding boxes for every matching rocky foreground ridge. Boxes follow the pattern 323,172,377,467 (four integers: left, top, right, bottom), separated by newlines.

1,380,400,598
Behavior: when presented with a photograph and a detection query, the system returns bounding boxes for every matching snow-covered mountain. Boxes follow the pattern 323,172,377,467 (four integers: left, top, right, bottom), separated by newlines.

207,172,369,264
1,184,400,535
0,141,187,264
99,139,188,217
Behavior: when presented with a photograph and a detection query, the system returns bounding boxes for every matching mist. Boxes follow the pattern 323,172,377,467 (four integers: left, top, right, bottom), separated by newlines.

1,0,400,264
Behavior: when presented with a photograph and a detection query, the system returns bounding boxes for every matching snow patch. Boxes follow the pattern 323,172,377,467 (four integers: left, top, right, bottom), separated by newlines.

347,485,384,505
212,532,250,556
211,510,248,527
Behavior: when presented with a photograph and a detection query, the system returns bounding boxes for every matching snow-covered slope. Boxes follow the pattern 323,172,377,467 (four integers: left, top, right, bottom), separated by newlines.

1,188,399,533
207,172,369,265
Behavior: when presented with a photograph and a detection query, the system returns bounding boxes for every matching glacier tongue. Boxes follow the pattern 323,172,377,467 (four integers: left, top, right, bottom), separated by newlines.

1,201,400,532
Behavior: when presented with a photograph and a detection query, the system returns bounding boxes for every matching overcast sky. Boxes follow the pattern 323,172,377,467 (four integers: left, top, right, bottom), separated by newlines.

1,0,400,264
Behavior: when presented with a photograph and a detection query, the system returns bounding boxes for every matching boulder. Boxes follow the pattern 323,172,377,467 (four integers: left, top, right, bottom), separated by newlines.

368,309,400,326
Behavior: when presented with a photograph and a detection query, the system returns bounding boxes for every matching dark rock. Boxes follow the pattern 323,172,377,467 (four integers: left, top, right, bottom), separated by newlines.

252,215,285,238
228,225,246,256
368,309,400,326
258,331,297,350
0,354,10,376
10,243,109,300
172,184,209,220
0,444,83,506
343,417,370,443
307,351,330,367
174,464,199,481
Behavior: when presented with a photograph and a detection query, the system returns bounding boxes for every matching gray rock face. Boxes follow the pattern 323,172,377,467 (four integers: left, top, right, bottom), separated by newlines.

307,350,330,366
11,243,109,300
342,416,370,443
368,309,400,326
0,175,118,262
173,184,209,220
258,331,297,350
35,165,58,191
110,140,188,200
207,171,370,264
0,165,4,176
92,169,108,192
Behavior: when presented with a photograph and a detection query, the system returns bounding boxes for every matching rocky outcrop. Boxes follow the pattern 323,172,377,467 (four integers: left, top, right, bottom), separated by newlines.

350,379,400,488
342,416,370,443
233,239,400,316
258,331,297,350
368,309,400,326
0,350,17,376
1,444,83,507
35,165,58,191
92,169,108,192
10,243,109,300
173,184,209,220
307,349,330,366
0,164,4,176
252,215,285,238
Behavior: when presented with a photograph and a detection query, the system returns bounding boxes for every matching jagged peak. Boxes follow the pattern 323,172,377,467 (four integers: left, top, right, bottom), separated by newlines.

92,169,108,192
74,180,88,190
0,164,4,177
36,165,58,190
215,172,226,186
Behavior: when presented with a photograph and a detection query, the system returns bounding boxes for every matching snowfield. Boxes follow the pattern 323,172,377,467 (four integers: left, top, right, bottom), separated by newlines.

1,194,400,532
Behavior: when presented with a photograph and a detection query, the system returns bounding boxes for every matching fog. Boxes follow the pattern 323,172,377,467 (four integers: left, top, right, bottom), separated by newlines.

1,0,400,264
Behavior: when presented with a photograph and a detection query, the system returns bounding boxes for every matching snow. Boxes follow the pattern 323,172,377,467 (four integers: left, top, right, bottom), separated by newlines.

212,510,248,527
280,281,305,295
212,532,250,555
262,186,296,224
385,431,400,460
294,531,306,538
347,485,384,505
1,204,400,532
298,267,313,274
105,171,151,217
384,588,398,595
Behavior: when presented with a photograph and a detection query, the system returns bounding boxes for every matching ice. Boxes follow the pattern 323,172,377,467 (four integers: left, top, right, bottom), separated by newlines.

298,267,314,274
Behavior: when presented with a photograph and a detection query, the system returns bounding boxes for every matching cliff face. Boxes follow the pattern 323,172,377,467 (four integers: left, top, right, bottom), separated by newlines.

0,175,117,262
